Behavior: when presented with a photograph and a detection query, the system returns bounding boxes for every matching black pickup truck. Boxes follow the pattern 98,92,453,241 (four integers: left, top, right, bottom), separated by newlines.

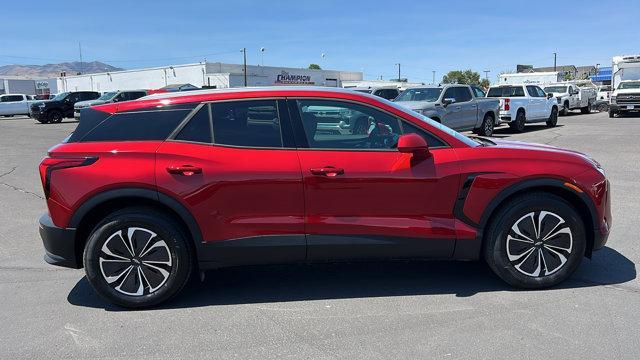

29,91,100,123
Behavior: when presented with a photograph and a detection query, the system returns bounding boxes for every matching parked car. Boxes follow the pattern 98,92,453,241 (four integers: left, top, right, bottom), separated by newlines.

594,85,612,112
29,91,100,123
543,83,597,115
609,80,640,118
487,84,559,132
74,90,148,120
394,84,500,136
351,86,400,100
38,87,611,308
0,94,37,117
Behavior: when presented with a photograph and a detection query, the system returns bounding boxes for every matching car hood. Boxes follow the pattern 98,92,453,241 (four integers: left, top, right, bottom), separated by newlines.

614,88,640,95
394,101,438,111
30,100,53,107
75,99,107,108
549,92,569,97
489,138,598,166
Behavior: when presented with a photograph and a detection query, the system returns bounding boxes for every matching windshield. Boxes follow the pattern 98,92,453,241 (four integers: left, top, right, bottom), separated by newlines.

395,88,442,102
97,91,118,100
487,86,525,97
383,99,479,147
543,86,568,93
353,89,373,94
51,92,70,101
618,82,640,90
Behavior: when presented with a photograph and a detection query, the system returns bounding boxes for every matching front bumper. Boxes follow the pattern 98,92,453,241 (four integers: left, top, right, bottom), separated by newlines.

30,107,47,120
39,213,81,269
610,103,640,112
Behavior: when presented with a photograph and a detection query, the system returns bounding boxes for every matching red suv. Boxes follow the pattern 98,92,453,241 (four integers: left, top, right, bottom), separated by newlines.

38,87,611,308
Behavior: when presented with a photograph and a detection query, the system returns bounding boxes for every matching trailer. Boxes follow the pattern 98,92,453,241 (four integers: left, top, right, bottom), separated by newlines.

499,72,562,86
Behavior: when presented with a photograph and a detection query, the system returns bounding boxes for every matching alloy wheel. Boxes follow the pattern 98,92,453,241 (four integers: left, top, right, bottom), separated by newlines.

99,227,172,296
506,211,573,277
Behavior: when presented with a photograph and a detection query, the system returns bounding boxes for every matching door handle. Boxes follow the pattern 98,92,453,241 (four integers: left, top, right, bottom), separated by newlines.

310,166,344,177
166,165,202,176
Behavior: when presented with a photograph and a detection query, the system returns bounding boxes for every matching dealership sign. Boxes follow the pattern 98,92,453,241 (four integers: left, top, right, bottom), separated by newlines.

275,71,314,85
35,81,50,89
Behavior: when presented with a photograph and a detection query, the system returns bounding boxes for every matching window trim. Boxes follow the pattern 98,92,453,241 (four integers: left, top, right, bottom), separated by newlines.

167,103,214,145
287,97,450,152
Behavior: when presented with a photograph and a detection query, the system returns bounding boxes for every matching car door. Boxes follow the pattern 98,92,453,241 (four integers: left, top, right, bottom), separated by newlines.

290,98,460,261
535,86,552,118
526,86,543,119
454,87,478,130
155,99,306,267
441,87,464,128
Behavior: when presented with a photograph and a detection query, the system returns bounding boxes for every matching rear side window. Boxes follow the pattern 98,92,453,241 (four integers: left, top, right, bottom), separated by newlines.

76,105,195,142
487,86,525,97
211,100,283,148
455,87,472,102
174,105,212,144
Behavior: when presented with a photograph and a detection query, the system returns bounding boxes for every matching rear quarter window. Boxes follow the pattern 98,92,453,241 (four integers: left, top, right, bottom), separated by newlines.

74,104,196,142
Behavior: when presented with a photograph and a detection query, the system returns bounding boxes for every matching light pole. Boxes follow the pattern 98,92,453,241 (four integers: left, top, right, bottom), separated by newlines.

241,48,247,87
553,52,557,72
260,47,266,66
432,70,436,84
483,70,490,80
395,63,401,82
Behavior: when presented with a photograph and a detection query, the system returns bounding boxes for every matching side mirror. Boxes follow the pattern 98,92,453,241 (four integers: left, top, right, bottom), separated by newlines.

547,93,554,99
442,98,455,106
398,133,430,158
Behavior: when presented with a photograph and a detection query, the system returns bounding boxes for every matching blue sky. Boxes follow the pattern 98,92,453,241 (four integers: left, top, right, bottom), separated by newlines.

1,0,638,83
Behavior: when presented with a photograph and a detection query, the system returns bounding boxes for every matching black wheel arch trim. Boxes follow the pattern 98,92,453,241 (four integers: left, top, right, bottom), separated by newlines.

69,187,205,257
452,176,600,260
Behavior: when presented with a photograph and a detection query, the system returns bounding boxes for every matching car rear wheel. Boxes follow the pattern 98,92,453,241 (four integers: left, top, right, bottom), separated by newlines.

509,110,526,133
83,207,193,309
546,107,558,127
477,113,495,137
597,102,608,112
47,110,63,123
484,192,586,288
580,101,592,114
609,109,616,118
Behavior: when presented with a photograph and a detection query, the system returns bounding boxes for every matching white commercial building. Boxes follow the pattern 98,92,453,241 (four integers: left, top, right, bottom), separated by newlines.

0,76,58,96
56,62,363,93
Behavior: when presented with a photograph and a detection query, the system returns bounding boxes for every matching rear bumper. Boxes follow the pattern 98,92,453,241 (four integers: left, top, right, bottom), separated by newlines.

39,213,81,269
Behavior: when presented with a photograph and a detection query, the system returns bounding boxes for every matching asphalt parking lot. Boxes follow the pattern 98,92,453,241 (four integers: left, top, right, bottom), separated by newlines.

0,111,638,359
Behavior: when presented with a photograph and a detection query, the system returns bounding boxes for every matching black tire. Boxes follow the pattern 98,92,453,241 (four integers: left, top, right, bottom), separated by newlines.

47,110,63,123
562,102,570,116
477,113,495,137
83,207,194,309
609,109,616,118
546,107,558,127
484,192,586,288
580,101,592,114
509,110,526,133
597,103,609,112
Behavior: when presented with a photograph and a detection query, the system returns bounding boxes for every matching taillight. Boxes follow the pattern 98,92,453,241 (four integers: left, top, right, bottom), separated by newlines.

40,157,98,198
504,98,510,111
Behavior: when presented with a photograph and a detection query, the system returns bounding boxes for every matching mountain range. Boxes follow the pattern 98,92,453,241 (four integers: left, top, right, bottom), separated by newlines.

0,61,123,78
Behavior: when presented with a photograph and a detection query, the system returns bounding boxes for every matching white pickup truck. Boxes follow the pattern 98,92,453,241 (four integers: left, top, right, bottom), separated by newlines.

487,84,559,132
0,94,36,117
543,83,597,115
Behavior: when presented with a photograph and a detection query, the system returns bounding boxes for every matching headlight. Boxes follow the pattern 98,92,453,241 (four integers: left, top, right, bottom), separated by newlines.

610,96,616,104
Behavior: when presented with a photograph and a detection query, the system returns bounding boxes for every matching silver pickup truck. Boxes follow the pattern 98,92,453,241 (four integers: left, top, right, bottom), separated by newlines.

394,84,500,136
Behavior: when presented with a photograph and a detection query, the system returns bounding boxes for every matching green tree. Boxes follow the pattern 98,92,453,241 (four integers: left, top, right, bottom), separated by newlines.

563,72,574,81
442,69,484,86
308,64,321,70
479,78,491,89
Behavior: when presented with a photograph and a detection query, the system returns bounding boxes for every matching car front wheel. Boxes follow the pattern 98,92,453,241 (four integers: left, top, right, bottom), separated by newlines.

484,192,586,288
546,107,558,127
83,207,193,308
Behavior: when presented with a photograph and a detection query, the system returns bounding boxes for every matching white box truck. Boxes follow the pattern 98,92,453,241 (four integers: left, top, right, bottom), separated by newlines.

609,55,640,118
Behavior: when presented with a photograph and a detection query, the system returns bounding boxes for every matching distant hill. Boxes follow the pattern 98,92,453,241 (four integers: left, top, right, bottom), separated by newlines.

0,61,123,78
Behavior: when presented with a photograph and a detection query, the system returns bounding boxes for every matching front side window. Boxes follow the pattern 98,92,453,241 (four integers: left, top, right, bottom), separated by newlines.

296,99,402,150
455,87,472,102
211,100,283,148
535,86,547,98
526,86,538,97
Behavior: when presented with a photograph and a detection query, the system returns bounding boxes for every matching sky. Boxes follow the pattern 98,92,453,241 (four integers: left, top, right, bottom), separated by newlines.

1,0,639,83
